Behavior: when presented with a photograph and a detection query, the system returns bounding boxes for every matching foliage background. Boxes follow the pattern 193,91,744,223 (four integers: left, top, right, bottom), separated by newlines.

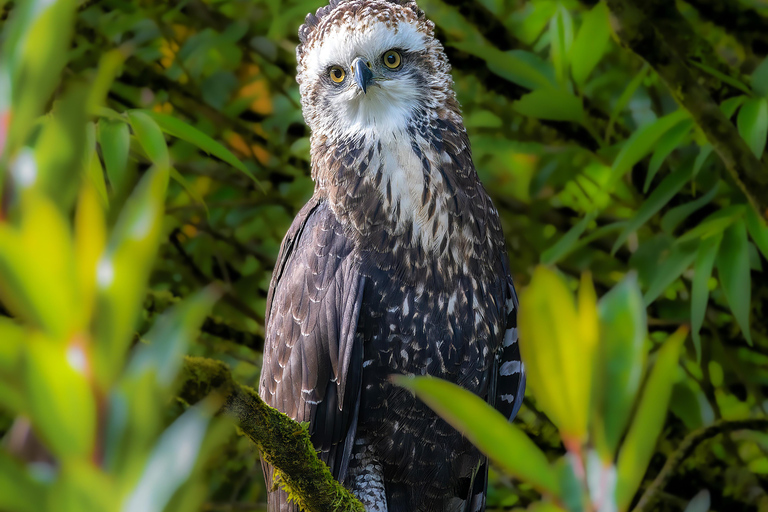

1,0,768,511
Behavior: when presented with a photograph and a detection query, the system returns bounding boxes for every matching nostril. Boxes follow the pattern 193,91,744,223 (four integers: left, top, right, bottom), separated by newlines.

366,61,372,69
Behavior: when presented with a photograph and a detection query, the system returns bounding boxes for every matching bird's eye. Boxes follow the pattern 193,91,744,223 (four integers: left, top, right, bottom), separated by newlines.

382,50,402,69
329,66,346,83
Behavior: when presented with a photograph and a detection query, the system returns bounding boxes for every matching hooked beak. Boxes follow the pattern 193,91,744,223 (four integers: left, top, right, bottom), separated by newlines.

352,57,374,94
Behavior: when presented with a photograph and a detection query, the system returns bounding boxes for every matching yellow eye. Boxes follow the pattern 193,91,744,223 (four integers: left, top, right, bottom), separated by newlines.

382,50,401,69
329,66,345,83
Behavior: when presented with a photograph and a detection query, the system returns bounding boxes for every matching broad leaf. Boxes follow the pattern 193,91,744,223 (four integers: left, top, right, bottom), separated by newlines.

513,89,584,123
736,97,768,159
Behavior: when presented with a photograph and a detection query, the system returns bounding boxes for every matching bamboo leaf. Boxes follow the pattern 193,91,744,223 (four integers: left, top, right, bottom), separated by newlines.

549,5,574,85
691,232,722,363
571,2,610,88
645,120,693,192
541,212,596,264
643,240,698,305
513,89,584,123
128,110,170,169
450,43,554,91
98,119,131,192
393,376,560,497
660,183,720,234
717,219,753,345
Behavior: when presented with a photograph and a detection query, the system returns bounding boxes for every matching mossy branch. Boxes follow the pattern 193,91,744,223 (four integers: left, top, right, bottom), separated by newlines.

179,356,365,512
605,0,768,216
632,418,768,512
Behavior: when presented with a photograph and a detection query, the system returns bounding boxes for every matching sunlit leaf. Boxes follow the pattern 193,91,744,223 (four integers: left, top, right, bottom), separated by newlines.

549,5,573,85
0,451,47,512
74,182,107,328
717,219,753,345
691,232,722,363
616,326,688,511
393,375,560,497
513,89,584,123
736,97,768,159
571,2,610,88
593,274,647,461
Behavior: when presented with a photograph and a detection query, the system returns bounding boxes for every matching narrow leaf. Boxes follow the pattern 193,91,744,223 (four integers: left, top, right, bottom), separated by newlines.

645,120,693,192
616,326,688,511
98,119,130,192
450,43,554,91
660,183,719,234
514,89,584,123
745,206,768,260
691,232,722,363
605,66,648,142
393,376,560,497
688,60,751,95
643,240,698,305
717,219,753,345
127,110,169,169
736,97,768,159
678,205,745,243
549,5,574,85
541,212,596,264
571,2,610,87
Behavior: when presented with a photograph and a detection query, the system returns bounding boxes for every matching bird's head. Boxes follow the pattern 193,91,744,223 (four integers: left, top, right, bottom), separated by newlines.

296,0,459,143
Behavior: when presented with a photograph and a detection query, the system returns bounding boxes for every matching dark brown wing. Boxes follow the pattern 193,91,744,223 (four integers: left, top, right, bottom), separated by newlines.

259,197,365,510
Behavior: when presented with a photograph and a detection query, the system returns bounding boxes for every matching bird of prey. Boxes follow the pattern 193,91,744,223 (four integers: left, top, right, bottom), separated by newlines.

258,1,525,510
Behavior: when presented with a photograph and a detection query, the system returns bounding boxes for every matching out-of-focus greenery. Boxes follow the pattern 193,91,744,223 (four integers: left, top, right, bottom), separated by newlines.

1,0,768,511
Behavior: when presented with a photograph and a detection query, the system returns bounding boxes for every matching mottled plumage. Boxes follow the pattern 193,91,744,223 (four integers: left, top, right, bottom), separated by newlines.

258,1,525,510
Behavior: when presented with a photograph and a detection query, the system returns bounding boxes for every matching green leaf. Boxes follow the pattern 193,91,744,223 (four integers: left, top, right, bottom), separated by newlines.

128,111,170,169
513,89,584,123
691,232,722,363
93,164,169,386
745,207,768,261
717,219,753,345
135,110,258,185
98,119,131,192
751,56,768,97
611,110,689,184
593,274,647,461
720,95,747,119
612,163,692,254
660,183,720,234
170,168,209,217
85,123,109,207
692,144,713,177
616,326,687,511
0,450,47,512
678,205,745,243
736,97,768,159
684,490,711,512
450,43,554,91
643,240,698,305
688,60,752,96
549,5,574,84
645,120,693,192
393,375,560,496
122,404,212,512
541,211,596,264
571,2,610,88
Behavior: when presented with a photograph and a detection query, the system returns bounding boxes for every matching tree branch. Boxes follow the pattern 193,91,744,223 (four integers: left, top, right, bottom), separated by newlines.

632,418,768,512
605,0,768,215
180,356,365,512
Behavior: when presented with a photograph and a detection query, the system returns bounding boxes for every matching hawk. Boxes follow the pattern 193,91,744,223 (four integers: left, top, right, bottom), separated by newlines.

258,1,525,510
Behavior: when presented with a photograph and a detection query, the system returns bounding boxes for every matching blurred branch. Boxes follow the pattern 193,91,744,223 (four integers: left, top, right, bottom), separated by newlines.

605,0,768,215
180,356,365,512
632,418,768,512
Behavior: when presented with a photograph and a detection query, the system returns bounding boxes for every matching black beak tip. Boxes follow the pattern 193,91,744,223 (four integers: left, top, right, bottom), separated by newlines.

353,61,374,94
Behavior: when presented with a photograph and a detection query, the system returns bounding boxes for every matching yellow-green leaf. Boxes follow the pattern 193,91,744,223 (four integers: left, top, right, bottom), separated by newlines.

571,2,609,87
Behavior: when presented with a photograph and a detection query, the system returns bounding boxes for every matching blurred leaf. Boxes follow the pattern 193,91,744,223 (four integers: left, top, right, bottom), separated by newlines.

0,194,79,337
393,375,560,497
84,123,109,207
692,144,713,177
736,97,768,159
549,5,574,85
720,95,747,118
557,454,585,512
717,219,753,345
451,43,554,90
25,332,96,460
613,163,692,253
611,110,689,184
643,240,698,305
593,273,647,461
660,183,719,234
571,2,610,88
127,286,220,391
691,232,722,363
122,403,212,512
74,182,107,328
87,49,128,114
519,266,597,444
513,89,584,123
645,120,693,192
541,211,596,264
745,206,768,260
170,168,209,217
605,65,648,142
98,119,131,193
616,326,688,511
670,383,704,430
683,490,711,512
0,317,26,413
751,56,768,97
0,451,47,512
93,164,169,386
128,111,170,169
136,110,259,185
